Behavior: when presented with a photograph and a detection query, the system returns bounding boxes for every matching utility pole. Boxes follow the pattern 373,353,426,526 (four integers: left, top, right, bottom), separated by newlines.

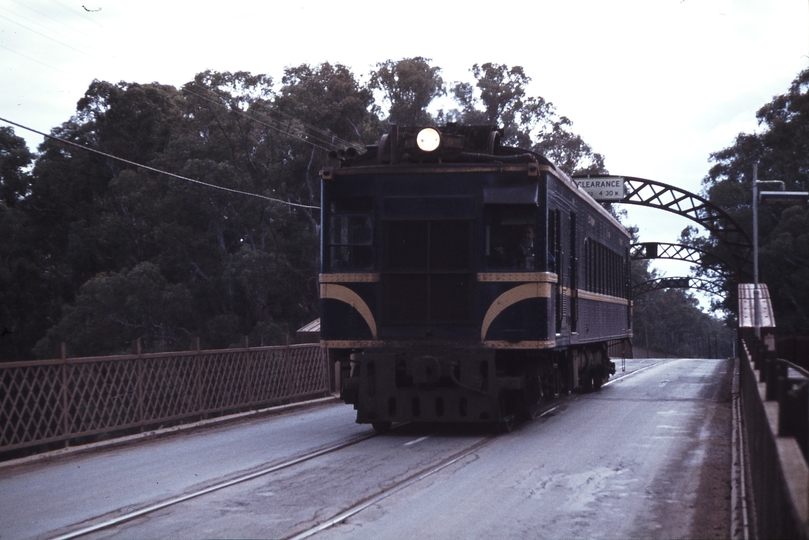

752,163,760,338
752,163,808,341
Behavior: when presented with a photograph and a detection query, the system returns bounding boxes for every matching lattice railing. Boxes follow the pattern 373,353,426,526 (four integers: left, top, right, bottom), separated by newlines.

0,344,329,454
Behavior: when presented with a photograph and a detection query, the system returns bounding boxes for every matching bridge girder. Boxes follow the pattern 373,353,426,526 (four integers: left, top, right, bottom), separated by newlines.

631,242,704,264
630,242,733,278
632,276,727,299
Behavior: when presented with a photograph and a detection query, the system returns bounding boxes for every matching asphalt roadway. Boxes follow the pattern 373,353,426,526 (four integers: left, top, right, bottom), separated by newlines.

0,357,733,539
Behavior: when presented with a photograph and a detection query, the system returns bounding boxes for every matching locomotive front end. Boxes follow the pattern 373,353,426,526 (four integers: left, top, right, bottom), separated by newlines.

319,125,564,430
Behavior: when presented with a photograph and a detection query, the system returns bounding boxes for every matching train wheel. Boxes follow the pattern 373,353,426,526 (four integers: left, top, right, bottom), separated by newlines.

372,421,392,433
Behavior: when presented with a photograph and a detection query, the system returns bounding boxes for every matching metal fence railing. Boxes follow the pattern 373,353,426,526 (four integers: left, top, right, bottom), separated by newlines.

740,336,809,540
0,343,329,455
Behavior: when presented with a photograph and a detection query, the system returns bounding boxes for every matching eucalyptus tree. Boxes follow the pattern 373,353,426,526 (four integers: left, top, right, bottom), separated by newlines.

370,57,445,126
0,127,36,359
20,64,381,358
0,126,33,207
449,62,606,175
697,68,809,333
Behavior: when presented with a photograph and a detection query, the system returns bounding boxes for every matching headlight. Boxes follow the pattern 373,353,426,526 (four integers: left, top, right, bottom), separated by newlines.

416,127,441,152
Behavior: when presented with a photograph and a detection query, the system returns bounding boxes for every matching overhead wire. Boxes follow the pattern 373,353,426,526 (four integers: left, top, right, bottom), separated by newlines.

1,1,107,77
182,87,334,153
261,101,363,151
0,116,321,211
193,80,360,150
2,1,364,154
0,43,70,75
0,2,359,210
253,95,363,151
0,4,99,56
45,0,105,28
9,0,113,49
0,13,96,59
185,82,364,153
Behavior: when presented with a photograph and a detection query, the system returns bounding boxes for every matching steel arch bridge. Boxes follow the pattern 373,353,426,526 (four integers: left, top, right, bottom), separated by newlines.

573,175,751,301
575,175,752,275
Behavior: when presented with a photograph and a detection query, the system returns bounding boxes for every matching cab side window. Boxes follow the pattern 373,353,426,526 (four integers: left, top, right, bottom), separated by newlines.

484,205,542,271
328,197,374,271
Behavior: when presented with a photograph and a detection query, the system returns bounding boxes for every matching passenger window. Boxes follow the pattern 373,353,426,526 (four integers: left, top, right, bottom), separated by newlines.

584,238,627,298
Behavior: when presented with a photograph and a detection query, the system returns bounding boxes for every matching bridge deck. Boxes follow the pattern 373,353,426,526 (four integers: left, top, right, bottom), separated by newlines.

0,358,733,539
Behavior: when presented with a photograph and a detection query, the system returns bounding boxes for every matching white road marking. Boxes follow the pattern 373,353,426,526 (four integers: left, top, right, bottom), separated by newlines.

405,436,430,446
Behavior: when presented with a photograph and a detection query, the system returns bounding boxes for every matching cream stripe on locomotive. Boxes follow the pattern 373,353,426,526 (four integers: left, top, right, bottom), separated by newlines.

319,273,381,283
574,289,631,306
482,340,556,349
476,271,558,283
319,282,378,340
480,281,554,341
319,272,628,347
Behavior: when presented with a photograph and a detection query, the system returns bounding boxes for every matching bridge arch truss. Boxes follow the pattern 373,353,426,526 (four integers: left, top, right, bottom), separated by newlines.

575,175,752,279
632,276,727,299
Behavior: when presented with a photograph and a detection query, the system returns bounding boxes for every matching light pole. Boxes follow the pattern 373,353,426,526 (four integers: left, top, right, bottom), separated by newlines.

751,163,809,338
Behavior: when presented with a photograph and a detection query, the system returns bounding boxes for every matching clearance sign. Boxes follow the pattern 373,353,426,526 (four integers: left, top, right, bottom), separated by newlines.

575,177,626,201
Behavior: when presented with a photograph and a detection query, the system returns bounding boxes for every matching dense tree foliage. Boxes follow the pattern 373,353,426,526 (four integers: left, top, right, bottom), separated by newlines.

370,57,444,127
447,63,606,175
0,127,36,359
695,68,809,335
0,127,33,206
3,68,361,359
633,286,733,358
0,58,726,359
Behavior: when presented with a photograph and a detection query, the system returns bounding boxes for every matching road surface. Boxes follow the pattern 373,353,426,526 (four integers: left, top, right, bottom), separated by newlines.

0,357,732,539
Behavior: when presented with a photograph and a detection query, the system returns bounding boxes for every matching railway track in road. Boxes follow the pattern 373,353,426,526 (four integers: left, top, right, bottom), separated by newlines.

51,431,380,540
288,360,669,539
50,421,501,540
286,434,496,540
50,360,665,540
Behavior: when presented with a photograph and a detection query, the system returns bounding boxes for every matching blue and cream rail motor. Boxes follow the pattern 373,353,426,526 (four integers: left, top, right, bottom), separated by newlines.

320,124,632,432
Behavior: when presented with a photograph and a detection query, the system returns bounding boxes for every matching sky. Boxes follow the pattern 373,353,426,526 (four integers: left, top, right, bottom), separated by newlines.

2,0,808,309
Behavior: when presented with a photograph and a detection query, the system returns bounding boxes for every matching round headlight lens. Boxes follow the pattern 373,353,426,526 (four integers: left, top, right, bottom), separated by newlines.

416,128,441,152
